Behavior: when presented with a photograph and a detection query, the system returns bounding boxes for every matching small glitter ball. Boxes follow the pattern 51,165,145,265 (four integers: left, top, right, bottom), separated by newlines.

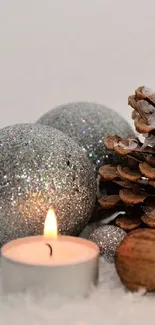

0,124,96,246
36,102,134,173
89,225,126,263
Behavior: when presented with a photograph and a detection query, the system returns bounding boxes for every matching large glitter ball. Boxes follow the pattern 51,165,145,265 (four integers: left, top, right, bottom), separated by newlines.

0,124,96,246
89,225,126,263
36,102,134,172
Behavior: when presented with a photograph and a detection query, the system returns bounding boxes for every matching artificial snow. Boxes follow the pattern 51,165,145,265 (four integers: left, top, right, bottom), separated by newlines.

0,258,155,325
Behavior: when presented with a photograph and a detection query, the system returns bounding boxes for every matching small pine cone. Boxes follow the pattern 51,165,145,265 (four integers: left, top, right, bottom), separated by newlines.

97,86,155,232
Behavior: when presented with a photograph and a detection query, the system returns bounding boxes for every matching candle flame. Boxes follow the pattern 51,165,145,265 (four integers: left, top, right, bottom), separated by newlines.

44,209,57,240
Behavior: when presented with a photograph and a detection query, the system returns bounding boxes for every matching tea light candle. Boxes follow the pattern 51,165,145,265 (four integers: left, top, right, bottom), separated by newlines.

1,210,99,296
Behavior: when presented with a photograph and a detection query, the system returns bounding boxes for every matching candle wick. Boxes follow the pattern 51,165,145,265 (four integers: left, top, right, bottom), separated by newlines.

46,243,53,256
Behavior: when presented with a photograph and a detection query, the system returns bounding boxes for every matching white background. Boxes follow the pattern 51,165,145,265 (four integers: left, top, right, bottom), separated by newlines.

0,0,155,128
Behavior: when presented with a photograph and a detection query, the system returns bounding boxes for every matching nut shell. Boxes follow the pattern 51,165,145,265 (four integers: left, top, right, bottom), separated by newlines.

115,228,155,291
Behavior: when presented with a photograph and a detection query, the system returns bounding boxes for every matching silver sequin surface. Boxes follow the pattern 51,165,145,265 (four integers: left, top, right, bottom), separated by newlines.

0,124,96,246
89,225,126,263
37,102,134,172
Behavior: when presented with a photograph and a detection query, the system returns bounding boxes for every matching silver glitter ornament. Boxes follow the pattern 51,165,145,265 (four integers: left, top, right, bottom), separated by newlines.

36,102,134,172
89,225,126,263
0,124,96,246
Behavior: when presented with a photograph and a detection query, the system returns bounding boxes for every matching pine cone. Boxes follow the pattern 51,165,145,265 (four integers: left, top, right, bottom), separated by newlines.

98,86,155,232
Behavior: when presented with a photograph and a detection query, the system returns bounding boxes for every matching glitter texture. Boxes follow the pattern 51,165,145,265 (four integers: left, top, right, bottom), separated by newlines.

0,124,96,246
36,102,134,172
89,225,126,263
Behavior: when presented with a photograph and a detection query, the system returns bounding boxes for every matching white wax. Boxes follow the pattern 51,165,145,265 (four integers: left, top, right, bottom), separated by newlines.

2,236,97,266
